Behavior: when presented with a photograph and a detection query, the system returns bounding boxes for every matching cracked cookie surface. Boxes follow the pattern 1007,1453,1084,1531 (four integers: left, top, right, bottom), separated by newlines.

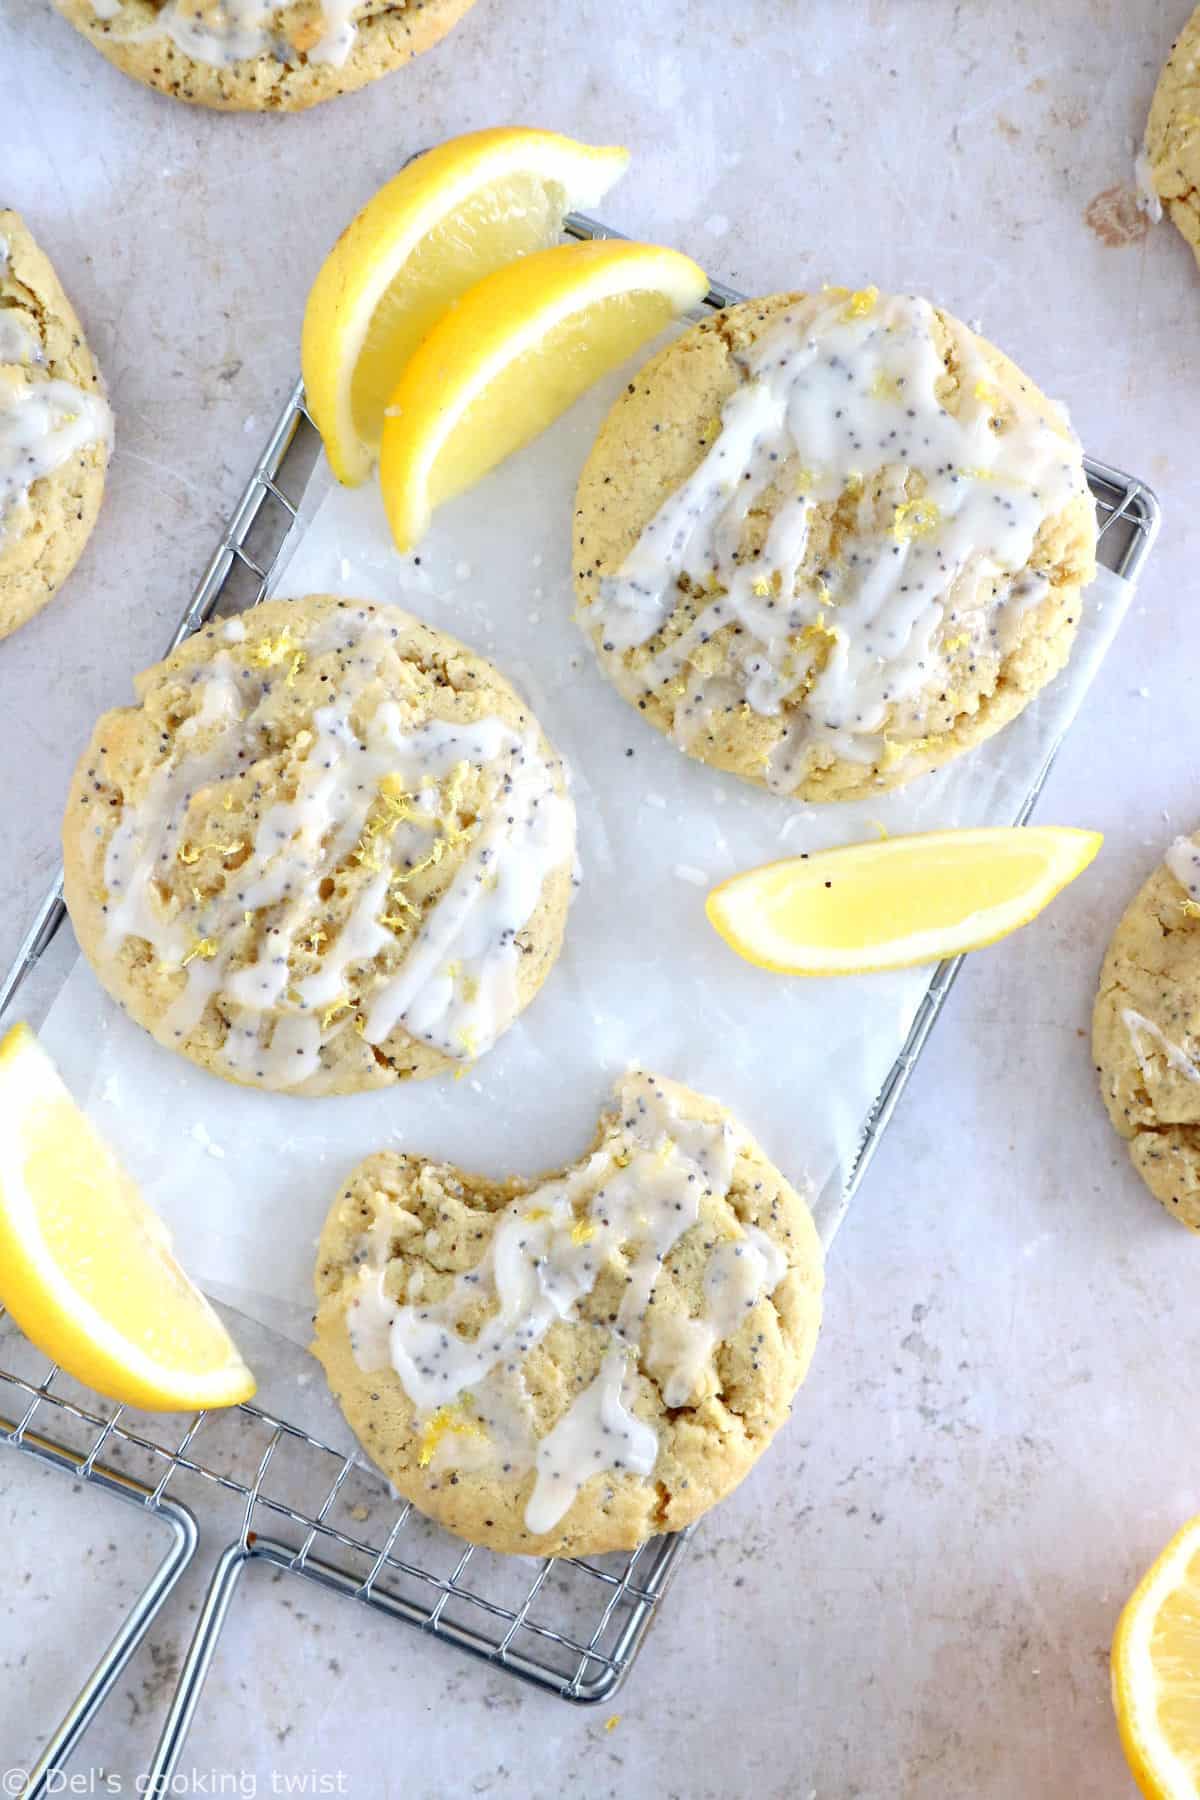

1142,5,1200,269
1093,831,1200,1228
312,1072,824,1555
573,290,1096,802
0,210,111,641
63,595,575,1095
52,0,477,112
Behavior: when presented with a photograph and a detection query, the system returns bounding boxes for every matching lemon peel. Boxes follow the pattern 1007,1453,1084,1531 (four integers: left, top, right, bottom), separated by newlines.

892,498,941,542
842,286,879,319
417,1401,487,1469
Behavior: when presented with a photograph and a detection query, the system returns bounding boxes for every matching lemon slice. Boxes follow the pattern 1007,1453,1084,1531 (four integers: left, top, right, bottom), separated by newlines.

0,1023,255,1412
378,237,709,550
706,826,1102,975
301,126,631,484
1113,1515,1200,1799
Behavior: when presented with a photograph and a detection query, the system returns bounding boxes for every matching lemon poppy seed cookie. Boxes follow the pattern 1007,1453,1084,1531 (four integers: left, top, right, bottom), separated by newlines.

52,0,477,112
0,211,112,641
1140,6,1200,268
63,596,575,1095
1093,833,1200,1230
573,288,1097,802
312,1071,824,1556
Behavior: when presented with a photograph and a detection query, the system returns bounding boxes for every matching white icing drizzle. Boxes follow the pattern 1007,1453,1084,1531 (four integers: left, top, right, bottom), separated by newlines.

525,1346,658,1535
590,290,1088,790
0,373,112,539
0,311,41,367
99,610,574,1089
100,0,360,70
347,1074,792,1536
1135,145,1164,223
1123,1010,1200,1087
647,1224,787,1408
306,0,357,64
1166,835,1200,900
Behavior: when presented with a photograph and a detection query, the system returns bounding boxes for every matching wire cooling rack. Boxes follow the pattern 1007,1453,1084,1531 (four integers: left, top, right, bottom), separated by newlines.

0,215,1162,1794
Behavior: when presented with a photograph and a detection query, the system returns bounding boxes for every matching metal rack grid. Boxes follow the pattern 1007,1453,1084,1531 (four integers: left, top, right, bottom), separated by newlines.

0,217,1162,1792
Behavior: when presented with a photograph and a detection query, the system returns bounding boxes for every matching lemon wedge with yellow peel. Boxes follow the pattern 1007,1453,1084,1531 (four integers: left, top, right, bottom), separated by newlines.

378,238,709,551
301,127,631,485
0,1022,255,1412
1112,1515,1200,1800
705,826,1102,975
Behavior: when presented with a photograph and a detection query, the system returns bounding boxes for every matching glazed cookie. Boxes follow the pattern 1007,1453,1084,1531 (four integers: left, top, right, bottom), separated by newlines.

63,596,575,1095
1094,833,1200,1230
573,288,1097,802
0,211,112,641
312,1071,824,1556
53,0,477,112
1140,6,1200,267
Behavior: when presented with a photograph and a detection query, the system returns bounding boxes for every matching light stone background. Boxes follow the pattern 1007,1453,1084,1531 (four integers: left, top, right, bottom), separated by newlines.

0,1,1196,1794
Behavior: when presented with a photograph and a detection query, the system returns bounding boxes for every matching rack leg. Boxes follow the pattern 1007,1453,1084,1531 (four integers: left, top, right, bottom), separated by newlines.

142,1542,250,1791
21,1499,197,1799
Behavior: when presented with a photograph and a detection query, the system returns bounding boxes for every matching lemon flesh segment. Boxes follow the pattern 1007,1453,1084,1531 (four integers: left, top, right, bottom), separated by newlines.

379,238,709,551
301,127,631,485
1113,1517,1200,1800
705,827,1102,975
0,1022,255,1413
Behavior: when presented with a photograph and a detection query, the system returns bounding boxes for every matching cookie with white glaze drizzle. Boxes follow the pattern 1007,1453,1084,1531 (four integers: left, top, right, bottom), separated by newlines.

63,595,576,1095
312,1072,823,1556
0,210,112,642
52,0,477,112
573,287,1097,802
1094,831,1200,1230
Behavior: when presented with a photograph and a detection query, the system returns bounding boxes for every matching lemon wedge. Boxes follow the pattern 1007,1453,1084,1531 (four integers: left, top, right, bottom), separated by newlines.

301,126,631,484
378,237,708,550
705,826,1102,975
0,1022,255,1412
1113,1515,1200,1800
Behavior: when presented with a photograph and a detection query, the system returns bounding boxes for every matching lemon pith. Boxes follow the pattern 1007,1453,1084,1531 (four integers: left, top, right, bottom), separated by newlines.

301,126,631,485
0,1022,255,1412
1113,1515,1200,1800
705,826,1102,975
378,237,709,551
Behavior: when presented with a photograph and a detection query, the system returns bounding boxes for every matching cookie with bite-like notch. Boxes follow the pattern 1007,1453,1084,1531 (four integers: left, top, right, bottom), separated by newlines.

312,1071,824,1556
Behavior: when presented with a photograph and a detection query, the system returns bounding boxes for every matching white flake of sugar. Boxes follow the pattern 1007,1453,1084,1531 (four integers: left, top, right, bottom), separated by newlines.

190,1121,226,1159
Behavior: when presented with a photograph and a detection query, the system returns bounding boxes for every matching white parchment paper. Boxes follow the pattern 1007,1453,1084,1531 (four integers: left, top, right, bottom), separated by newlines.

38,350,1133,1349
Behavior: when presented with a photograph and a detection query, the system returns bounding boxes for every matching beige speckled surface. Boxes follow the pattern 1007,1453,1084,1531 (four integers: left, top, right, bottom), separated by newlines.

2,1,1199,1795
